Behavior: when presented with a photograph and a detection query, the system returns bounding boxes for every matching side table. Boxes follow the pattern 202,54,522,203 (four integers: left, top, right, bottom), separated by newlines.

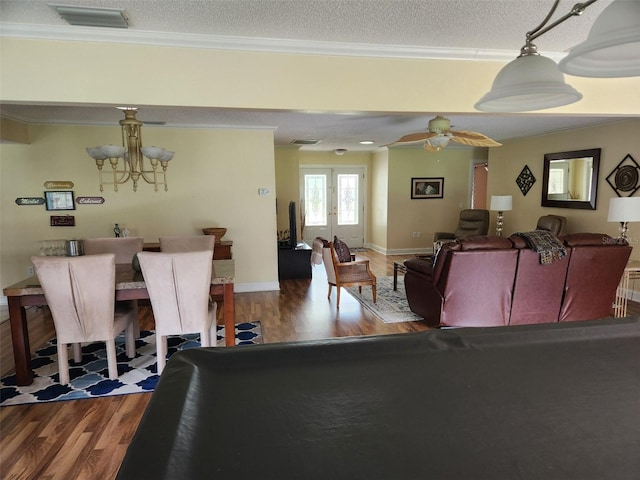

614,260,640,317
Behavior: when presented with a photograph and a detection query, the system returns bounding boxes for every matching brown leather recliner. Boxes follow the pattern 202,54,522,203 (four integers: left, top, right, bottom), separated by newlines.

536,215,567,236
509,234,571,325
559,233,631,322
433,209,490,250
405,236,518,328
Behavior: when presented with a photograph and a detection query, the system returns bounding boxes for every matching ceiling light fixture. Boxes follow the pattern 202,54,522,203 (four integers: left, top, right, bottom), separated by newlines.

86,108,174,192
359,140,375,145
475,0,639,112
334,148,347,155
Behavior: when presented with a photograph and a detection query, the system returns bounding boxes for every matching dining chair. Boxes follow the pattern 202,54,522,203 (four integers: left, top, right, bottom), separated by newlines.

31,253,137,385
159,235,216,252
136,250,218,374
83,236,144,337
83,237,144,264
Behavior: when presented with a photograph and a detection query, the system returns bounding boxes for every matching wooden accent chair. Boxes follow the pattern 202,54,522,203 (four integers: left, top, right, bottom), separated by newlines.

320,238,376,307
31,253,137,385
136,250,218,374
159,235,216,253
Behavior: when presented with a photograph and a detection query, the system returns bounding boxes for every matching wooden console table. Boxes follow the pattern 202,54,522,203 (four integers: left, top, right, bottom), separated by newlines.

614,260,640,317
144,240,232,260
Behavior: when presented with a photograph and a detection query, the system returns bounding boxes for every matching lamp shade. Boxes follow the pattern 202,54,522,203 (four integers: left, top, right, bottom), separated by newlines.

490,195,513,211
608,196,640,222
475,54,582,112
559,0,640,78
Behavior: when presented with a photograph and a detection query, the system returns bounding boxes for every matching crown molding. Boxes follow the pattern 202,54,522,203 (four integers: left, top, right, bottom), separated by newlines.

0,23,567,62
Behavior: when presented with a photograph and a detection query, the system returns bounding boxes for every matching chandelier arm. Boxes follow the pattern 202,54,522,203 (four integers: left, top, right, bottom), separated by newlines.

527,0,599,44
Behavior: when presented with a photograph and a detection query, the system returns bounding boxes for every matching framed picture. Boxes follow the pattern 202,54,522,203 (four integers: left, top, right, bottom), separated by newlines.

411,177,444,199
44,191,75,211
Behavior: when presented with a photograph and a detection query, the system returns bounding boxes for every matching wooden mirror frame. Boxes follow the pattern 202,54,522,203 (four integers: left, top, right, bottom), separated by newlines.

541,148,600,210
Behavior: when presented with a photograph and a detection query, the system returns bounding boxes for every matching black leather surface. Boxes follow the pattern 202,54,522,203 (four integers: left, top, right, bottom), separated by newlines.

118,317,640,480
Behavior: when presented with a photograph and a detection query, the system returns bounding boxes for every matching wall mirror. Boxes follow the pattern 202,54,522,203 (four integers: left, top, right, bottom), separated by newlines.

541,148,600,210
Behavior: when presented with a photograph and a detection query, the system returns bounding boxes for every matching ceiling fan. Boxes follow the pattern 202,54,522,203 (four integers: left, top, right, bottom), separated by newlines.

388,115,502,152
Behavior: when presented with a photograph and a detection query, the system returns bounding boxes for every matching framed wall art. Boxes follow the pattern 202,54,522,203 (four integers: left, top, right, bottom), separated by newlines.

44,191,75,211
411,177,444,199
606,153,640,197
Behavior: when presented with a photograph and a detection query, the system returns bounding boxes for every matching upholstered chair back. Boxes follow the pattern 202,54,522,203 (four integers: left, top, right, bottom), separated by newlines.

559,233,631,322
159,235,215,252
137,250,217,374
31,253,137,384
453,209,490,238
321,242,337,284
84,237,144,264
536,215,567,236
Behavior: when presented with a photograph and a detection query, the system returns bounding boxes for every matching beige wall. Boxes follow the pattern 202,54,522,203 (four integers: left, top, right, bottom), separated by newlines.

0,124,279,292
488,118,640,262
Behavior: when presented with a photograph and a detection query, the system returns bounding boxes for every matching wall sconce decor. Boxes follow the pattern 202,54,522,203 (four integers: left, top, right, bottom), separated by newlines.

86,108,174,192
516,165,536,196
606,154,640,197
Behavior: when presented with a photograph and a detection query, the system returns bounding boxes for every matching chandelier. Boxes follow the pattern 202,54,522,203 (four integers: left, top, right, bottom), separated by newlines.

86,108,174,192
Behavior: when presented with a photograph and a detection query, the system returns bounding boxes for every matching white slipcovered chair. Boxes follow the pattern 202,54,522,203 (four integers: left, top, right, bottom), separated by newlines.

158,235,215,253
31,253,137,385
136,250,218,374
83,237,144,263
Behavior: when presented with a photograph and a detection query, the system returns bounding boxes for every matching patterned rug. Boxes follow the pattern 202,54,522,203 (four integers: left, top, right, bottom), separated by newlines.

0,322,262,406
346,275,423,323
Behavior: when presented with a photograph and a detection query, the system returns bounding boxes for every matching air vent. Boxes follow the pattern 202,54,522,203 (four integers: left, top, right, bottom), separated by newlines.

290,139,321,145
50,5,129,28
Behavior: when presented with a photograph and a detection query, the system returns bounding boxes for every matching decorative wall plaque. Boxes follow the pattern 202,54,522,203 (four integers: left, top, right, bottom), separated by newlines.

15,197,45,206
50,215,75,226
76,196,105,205
606,154,640,197
44,181,74,189
516,164,536,196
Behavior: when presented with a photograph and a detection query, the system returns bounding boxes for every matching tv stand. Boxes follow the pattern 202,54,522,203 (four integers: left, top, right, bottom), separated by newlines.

278,242,312,280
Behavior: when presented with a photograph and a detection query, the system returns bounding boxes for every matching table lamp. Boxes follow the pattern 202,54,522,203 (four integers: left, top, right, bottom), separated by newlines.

490,195,513,236
607,196,640,240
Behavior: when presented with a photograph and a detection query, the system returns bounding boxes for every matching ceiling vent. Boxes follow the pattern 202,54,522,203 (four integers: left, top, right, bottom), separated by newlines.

290,139,321,145
50,5,129,28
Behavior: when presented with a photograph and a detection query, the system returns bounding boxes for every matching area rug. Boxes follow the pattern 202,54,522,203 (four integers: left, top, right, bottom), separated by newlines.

0,322,262,407
346,275,423,323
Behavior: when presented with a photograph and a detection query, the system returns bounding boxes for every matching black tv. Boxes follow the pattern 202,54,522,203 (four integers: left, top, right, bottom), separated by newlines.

288,201,298,248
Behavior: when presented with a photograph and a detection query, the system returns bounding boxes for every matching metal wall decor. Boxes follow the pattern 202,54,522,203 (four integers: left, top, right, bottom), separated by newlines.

606,154,640,197
44,181,74,189
50,215,75,226
76,196,105,205
15,197,45,206
516,165,536,196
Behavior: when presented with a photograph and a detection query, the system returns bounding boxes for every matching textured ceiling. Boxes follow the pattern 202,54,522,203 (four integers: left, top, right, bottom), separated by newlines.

0,0,634,151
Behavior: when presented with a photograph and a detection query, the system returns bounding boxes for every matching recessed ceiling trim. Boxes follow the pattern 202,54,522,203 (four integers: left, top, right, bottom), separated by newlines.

0,23,567,62
50,5,129,29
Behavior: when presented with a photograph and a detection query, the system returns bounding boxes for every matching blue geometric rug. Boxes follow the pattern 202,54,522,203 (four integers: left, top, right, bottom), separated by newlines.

0,322,262,407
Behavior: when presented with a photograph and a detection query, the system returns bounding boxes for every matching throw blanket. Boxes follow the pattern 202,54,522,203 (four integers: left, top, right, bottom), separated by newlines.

513,230,567,265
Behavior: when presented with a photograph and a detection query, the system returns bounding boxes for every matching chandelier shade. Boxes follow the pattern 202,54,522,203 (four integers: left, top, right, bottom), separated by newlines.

559,0,640,78
86,108,174,192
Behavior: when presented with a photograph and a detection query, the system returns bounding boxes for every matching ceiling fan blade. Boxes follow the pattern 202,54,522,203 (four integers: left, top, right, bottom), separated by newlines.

450,130,502,147
390,131,437,144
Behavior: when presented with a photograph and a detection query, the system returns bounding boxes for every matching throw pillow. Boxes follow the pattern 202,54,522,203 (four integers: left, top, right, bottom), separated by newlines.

333,236,352,263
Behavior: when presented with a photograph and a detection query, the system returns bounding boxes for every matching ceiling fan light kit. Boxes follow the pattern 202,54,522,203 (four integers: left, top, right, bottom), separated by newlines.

476,0,639,113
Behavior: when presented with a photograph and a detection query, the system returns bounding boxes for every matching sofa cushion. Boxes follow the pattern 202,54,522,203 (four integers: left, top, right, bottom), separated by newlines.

333,236,352,263
404,258,433,276
457,236,514,251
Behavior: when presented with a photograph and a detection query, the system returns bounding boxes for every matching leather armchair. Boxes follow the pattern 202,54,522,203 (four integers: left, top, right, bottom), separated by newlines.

433,209,490,252
536,215,566,236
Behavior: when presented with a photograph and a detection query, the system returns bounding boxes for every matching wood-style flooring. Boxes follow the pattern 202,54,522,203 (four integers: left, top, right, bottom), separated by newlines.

1,249,638,479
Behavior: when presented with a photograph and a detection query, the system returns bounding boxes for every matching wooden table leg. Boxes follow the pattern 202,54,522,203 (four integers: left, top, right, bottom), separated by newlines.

8,297,33,385
223,283,235,347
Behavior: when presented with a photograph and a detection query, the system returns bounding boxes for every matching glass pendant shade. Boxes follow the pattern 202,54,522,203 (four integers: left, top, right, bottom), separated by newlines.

559,0,640,78
475,54,582,112
427,135,451,149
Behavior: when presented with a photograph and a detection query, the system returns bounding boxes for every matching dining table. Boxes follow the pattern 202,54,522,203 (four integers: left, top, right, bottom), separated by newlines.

2,259,235,386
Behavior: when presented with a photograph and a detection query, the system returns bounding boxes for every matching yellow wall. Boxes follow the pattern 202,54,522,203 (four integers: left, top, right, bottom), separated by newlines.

0,124,279,291
370,150,389,250
488,118,640,261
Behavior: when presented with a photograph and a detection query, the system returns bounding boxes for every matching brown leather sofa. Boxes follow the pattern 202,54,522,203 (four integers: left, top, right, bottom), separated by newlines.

404,233,631,328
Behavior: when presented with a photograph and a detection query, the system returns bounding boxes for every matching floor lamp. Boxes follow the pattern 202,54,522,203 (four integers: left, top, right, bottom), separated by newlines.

608,197,640,240
490,195,513,237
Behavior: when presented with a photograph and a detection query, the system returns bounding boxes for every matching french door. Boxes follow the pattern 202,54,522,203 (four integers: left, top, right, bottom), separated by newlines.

300,167,365,247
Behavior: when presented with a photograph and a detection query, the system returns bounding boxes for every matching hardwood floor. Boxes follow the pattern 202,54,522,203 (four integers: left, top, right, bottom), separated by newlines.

1,249,638,479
